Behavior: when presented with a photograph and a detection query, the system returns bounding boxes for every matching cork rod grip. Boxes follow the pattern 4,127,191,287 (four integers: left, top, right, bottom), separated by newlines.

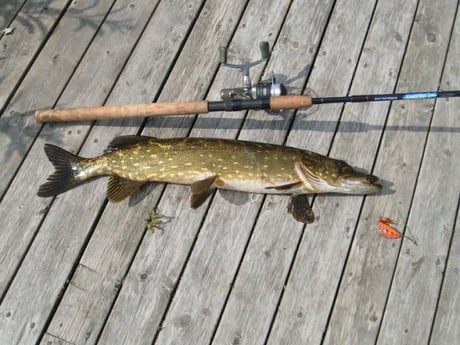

270,95,313,110
35,100,210,123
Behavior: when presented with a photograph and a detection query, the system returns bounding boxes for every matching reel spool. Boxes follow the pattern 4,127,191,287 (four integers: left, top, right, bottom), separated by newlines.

219,41,287,100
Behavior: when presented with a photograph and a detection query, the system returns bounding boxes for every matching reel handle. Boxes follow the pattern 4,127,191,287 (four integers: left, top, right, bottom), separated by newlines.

219,41,270,65
219,46,228,64
259,41,270,59
218,41,284,100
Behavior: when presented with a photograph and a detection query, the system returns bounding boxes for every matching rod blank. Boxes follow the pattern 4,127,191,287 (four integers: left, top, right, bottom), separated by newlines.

312,90,460,104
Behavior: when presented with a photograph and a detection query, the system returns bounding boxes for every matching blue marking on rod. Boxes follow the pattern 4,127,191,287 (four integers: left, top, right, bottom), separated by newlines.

402,92,438,100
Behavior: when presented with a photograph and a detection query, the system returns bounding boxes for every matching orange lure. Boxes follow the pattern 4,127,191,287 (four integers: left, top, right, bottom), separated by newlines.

377,216,402,239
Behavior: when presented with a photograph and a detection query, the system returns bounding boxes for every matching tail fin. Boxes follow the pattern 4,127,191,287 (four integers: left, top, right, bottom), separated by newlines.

37,144,85,197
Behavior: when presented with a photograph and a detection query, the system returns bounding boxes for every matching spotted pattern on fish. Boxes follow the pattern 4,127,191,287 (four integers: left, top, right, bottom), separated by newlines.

38,136,382,223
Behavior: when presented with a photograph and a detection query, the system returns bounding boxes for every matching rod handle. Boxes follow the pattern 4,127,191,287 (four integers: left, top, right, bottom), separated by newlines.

270,95,313,110
35,100,210,123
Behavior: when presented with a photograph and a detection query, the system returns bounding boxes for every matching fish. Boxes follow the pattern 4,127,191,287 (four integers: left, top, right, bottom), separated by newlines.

37,136,382,223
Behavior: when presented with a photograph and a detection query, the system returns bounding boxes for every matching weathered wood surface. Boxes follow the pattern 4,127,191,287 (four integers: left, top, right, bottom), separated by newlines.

267,0,380,343
375,3,460,343
155,1,335,344
0,0,27,30
430,204,460,345
0,0,71,110
428,15,460,345
0,0,117,197
0,1,164,344
0,0,459,344
323,1,458,344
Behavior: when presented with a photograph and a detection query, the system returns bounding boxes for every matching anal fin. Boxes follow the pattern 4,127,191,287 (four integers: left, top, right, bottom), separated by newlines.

107,176,144,202
190,175,218,209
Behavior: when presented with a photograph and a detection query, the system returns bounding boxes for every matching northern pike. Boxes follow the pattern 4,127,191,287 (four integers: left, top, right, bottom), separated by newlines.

38,136,382,223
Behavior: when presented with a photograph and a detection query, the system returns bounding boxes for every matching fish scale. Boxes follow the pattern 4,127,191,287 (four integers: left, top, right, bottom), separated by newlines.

99,138,302,191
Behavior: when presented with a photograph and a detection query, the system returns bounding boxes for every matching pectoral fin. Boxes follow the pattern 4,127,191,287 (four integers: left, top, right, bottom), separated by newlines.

265,181,303,191
190,175,218,209
107,176,144,202
288,194,315,224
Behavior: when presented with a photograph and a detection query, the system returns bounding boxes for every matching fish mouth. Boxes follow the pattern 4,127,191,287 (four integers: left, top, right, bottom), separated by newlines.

296,162,382,195
338,173,382,194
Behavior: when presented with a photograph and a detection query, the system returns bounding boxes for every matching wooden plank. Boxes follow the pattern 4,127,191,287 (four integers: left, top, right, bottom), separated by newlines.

0,0,158,291
141,1,250,134
208,0,368,343
0,0,70,111
189,2,290,139
376,5,460,342
0,1,162,344
323,1,458,345
90,1,253,344
429,22,460,336
430,204,460,344
38,1,205,344
94,0,330,341
0,0,119,297
0,0,116,198
0,0,27,29
212,0,379,341
1,2,455,345
267,0,421,344
151,1,339,344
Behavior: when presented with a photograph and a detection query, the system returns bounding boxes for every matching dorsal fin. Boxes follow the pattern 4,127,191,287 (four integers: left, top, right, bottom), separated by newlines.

105,135,153,153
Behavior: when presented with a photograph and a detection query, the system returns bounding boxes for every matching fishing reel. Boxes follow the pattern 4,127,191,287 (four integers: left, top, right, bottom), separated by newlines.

219,41,287,100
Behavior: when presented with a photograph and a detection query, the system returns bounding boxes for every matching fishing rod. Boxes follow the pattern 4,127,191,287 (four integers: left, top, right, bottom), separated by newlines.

34,42,460,123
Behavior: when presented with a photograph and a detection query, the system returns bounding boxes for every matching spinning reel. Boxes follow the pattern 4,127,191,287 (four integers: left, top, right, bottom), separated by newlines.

219,41,287,101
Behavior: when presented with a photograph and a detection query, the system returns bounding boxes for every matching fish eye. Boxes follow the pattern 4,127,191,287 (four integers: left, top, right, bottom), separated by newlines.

336,160,347,167
336,160,354,173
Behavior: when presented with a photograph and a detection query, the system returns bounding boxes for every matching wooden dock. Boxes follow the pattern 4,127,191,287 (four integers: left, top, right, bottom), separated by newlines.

1,0,459,344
